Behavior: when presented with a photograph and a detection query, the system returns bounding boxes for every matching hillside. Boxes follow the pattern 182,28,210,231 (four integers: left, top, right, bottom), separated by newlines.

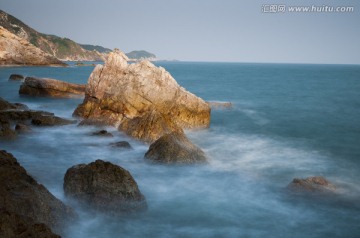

126,50,156,60
80,44,111,53
0,10,106,61
0,26,66,66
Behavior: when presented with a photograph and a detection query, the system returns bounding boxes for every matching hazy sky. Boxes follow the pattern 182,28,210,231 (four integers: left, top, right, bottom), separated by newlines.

1,0,359,64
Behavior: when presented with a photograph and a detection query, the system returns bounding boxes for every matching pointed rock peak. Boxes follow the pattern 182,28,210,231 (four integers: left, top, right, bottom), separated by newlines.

105,48,129,69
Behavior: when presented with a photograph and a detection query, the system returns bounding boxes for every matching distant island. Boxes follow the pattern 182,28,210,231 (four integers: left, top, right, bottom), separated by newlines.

0,9,157,64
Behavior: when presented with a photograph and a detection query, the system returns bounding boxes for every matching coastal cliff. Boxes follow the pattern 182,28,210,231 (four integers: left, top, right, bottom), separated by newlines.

0,26,66,66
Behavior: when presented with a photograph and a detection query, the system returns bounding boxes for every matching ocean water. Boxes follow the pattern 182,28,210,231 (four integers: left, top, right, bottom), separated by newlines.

0,62,360,238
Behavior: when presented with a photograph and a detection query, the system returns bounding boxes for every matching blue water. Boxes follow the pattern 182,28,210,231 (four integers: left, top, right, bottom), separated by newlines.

1,63,360,237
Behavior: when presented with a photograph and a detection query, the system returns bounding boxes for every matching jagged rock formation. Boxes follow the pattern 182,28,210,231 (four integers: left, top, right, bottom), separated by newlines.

0,150,74,235
19,77,85,98
0,97,75,139
64,160,147,214
73,49,210,142
287,176,336,193
145,131,207,164
0,27,66,66
0,10,106,61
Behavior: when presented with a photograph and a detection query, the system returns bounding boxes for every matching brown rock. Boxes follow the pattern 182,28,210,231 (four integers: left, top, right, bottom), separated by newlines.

15,123,31,133
0,150,75,233
73,49,210,143
9,74,24,81
287,176,336,193
19,77,85,98
0,26,66,66
145,131,207,164
0,209,60,238
64,160,147,214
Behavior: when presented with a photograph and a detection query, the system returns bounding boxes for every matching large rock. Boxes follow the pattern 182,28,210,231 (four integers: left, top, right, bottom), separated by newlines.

0,26,66,66
0,150,74,234
0,209,60,238
73,49,210,142
145,131,207,164
64,160,147,214
287,176,336,193
19,77,85,98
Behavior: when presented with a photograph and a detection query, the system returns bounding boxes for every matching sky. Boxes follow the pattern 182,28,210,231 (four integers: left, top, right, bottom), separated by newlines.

0,0,359,64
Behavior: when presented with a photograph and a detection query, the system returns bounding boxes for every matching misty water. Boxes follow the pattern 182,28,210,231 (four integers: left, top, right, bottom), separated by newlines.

1,62,360,237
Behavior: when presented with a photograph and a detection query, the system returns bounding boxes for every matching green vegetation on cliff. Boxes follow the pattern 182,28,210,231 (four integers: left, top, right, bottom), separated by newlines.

126,50,156,60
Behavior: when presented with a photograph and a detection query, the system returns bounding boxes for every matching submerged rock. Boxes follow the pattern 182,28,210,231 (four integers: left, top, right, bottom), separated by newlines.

207,101,233,109
73,49,210,143
9,74,24,81
0,150,74,234
15,123,31,133
91,129,113,137
287,176,336,193
0,97,75,139
19,77,85,98
0,209,60,238
64,160,147,214
109,141,133,150
145,131,207,164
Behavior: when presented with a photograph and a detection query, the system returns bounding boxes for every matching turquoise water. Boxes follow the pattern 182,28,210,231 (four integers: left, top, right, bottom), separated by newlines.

1,63,360,237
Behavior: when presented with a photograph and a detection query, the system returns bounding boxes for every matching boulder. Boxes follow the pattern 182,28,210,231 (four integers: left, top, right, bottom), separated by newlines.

287,176,336,193
0,150,75,233
73,49,210,143
91,129,113,137
145,131,207,164
0,209,60,238
15,123,31,133
19,77,85,98
9,74,24,81
109,141,132,150
64,160,147,214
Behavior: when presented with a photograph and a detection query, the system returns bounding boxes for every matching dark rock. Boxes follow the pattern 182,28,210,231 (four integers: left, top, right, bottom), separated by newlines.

91,129,113,137
145,131,207,164
287,176,336,193
0,209,60,238
31,115,75,126
109,141,132,150
19,77,85,98
9,74,24,81
0,121,16,139
0,150,75,233
15,123,31,133
64,160,147,214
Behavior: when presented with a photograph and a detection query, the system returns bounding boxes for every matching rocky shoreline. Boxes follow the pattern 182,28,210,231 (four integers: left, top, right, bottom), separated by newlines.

0,49,342,237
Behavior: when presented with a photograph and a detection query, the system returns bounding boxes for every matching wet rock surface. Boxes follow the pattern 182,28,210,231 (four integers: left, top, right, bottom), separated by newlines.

145,131,207,164
0,150,74,234
9,74,24,81
109,141,133,150
287,176,336,193
64,160,147,214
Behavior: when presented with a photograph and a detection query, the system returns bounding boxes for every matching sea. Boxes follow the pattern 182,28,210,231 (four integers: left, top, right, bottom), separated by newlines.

1,62,360,238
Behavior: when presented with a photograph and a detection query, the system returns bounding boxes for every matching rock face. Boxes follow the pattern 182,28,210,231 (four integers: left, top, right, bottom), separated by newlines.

73,49,210,143
287,176,336,193
0,26,66,66
0,209,60,238
0,97,75,139
19,77,85,98
0,150,74,234
145,131,207,164
64,160,147,214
